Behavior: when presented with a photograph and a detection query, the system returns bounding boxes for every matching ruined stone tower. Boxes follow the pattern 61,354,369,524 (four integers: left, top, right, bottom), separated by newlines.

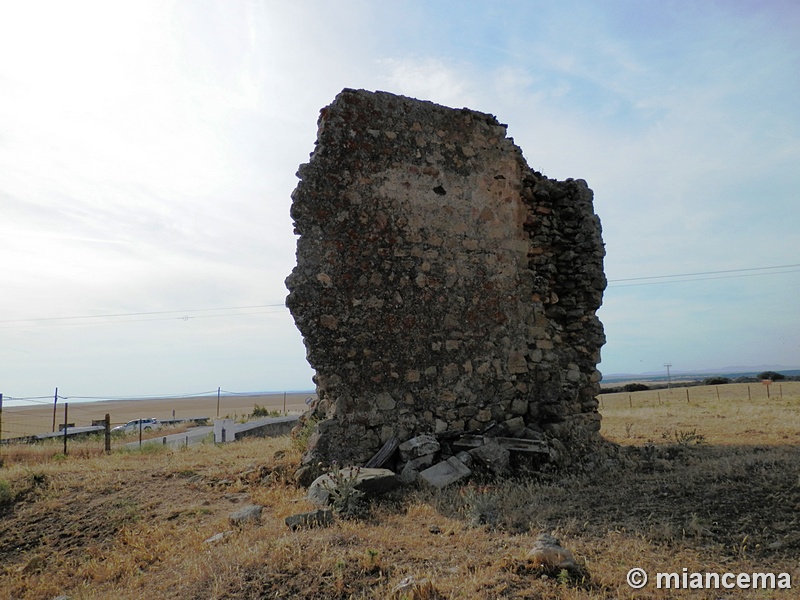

286,89,606,469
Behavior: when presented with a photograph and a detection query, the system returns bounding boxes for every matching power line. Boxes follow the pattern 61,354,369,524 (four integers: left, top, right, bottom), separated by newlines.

1,309,288,329
0,303,286,325
607,263,800,283
607,268,800,288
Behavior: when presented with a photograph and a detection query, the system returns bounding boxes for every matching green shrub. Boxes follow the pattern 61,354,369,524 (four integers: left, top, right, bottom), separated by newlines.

623,383,649,392
323,464,367,519
251,404,281,419
291,415,319,453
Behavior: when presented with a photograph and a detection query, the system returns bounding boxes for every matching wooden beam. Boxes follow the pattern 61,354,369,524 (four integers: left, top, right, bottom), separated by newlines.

452,435,549,454
364,436,399,468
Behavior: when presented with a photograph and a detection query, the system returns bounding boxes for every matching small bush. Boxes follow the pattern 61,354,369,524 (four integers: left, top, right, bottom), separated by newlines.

704,377,731,385
251,404,281,418
662,428,706,446
623,383,649,392
323,464,367,519
291,415,319,453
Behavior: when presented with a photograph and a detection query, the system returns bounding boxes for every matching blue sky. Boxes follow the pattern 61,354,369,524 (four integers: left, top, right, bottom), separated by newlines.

1,1,798,399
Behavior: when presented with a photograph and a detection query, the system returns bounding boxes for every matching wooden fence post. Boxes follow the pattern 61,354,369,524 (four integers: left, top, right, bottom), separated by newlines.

52,387,58,432
685,388,690,403
104,414,111,454
628,395,632,408
63,402,69,456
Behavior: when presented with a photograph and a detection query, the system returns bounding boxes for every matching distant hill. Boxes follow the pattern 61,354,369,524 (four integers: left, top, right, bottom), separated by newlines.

601,365,800,384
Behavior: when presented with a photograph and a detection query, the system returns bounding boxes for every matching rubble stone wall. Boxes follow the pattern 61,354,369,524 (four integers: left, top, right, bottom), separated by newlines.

286,89,606,468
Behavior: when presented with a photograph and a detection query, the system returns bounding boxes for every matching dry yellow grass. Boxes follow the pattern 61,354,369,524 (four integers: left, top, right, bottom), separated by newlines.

1,383,798,599
600,381,800,445
1,392,314,439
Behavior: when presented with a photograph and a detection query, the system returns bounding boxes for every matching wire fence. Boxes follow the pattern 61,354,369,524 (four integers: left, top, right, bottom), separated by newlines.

598,380,796,409
0,389,315,454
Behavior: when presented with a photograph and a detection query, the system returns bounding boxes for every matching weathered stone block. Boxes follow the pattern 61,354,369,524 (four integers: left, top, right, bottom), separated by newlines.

398,434,440,461
469,438,510,476
419,457,472,489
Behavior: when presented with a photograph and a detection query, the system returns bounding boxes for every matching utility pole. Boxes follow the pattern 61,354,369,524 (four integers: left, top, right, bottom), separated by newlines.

0,393,4,445
664,364,673,390
216,387,221,418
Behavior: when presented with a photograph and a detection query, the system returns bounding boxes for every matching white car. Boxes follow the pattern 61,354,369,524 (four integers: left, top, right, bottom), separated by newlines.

112,418,161,434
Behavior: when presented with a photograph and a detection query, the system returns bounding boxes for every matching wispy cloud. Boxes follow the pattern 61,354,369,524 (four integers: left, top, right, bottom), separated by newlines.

1,1,797,396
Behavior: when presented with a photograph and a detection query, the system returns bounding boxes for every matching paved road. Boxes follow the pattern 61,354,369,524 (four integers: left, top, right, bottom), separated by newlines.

123,415,299,449
124,426,213,449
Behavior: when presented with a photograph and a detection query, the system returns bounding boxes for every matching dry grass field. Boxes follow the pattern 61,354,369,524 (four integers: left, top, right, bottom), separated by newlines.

1,393,314,440
1,382,798,599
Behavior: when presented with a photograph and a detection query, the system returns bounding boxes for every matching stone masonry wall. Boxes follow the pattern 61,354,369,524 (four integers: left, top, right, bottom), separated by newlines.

286,89,606,468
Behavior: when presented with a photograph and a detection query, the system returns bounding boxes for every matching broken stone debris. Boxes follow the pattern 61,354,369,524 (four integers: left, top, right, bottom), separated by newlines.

398,434,440,462
469,437,510,476
307,467,398,506
304,431,553,494
419,457,472,489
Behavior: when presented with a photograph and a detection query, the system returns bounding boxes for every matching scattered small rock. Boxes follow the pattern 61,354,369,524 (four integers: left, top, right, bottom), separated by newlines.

285,508,333,530
229,504,263,526
525,533,578,573
224,493,250,503
204,530,235,544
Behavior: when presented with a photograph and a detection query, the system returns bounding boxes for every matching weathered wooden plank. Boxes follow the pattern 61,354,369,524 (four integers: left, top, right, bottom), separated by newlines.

452,435,549,454
364,436,399,468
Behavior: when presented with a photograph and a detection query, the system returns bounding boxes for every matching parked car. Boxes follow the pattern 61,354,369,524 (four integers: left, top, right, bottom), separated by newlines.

111,418,161,434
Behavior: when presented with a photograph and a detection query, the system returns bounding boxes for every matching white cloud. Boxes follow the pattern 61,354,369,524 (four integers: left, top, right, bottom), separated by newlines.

1,1,798,397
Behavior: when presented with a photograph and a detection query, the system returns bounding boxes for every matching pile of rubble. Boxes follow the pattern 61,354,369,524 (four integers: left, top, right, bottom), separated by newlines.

296,429,554,515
